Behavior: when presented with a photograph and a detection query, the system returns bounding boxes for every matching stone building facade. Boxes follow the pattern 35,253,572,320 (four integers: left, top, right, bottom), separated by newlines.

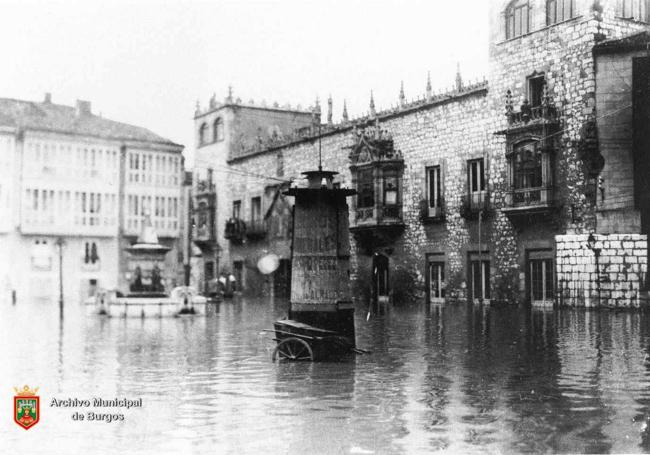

191,91,314,293
191,0,650,308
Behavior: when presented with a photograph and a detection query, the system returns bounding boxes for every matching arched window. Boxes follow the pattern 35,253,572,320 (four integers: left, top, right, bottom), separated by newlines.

199,123,208,145
547,0,575,25
619,0,650,22
84,242,99,264
90,242,99,264
213,118,224,142
505,0,531,39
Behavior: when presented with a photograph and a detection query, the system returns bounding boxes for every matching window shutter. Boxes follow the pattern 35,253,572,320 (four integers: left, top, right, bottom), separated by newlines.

464,160,469,196
484,154,490,192
441,158,447,207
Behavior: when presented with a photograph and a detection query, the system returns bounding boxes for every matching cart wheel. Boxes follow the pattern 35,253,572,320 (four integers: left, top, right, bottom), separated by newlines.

272,337,314,362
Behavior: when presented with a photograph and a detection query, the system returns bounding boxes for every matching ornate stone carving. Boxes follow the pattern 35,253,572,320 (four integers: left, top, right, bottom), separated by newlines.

348,123,403,167
578,120,604,177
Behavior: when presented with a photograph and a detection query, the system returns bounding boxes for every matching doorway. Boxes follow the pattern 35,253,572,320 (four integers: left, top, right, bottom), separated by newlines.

468,252,490,303
526,250,554,306
372,253,390,306
426,254,445,304
204,261,215,295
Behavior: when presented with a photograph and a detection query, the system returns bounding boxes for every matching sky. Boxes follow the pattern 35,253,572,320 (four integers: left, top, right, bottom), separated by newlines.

0,0,489,165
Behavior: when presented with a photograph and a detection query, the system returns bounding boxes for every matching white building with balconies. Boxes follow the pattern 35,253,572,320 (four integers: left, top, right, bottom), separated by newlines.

0,94,184,304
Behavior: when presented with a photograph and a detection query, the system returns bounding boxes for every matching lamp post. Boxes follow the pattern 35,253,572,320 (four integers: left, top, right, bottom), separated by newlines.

55,237,65,314
478,204,483,305
587,233,601,307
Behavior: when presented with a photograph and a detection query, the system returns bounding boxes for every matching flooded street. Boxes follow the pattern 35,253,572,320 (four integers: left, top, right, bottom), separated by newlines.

2,299,650,454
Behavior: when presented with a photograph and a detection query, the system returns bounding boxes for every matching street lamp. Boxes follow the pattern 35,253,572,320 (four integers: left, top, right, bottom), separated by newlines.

586,233,601,307
55,237,65,313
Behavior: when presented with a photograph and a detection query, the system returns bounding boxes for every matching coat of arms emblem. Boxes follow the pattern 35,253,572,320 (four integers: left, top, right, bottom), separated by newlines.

14,385,39,430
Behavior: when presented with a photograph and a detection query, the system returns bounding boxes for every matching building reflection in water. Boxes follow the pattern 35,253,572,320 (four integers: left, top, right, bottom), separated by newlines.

3,298,650,454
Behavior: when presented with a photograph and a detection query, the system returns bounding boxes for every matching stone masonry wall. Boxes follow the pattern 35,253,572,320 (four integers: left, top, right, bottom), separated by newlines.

485,0,650,303
204,1,650,305
227,88,491,302
556,234,648,307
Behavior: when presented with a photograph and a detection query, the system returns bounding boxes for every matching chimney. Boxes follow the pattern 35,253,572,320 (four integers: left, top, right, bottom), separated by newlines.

75,99,92,117
43,92,52,104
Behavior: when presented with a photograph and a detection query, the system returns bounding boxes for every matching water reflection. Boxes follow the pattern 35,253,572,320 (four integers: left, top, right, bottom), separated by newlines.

2,300,650,454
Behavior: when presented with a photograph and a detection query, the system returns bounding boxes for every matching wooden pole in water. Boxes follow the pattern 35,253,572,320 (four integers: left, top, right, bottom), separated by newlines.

56,237,65,314
471,202,483,303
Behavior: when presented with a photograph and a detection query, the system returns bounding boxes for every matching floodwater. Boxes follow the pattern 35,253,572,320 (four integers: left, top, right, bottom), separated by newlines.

2,298,650,454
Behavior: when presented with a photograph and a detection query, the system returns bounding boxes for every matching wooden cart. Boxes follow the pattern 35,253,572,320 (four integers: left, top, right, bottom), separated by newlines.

270,320,354,361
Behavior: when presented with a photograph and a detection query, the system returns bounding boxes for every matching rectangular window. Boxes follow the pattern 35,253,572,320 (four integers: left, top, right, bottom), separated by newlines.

84,242,100,264
512,142,544,195
528,75,546,107
620,0,650,22
547,0,575,25
233,200,241,219
426,166,442,208
506,1,531,39
468,159,485,193
383,170,398,205
357,169,374,208
251,196,261,221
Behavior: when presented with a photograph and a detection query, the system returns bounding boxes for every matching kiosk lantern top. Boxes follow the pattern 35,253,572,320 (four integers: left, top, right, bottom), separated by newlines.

285,169,356,197
303,170,338,189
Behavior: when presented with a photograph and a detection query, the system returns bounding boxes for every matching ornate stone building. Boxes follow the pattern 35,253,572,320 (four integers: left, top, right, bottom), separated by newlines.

191,0,650,307
191,90,314,293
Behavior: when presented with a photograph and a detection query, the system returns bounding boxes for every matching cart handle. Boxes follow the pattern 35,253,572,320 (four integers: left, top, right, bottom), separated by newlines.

261,329,318,340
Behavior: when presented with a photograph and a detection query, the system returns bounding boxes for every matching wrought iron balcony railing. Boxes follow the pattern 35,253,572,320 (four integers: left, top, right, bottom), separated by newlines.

505,89,560,127
460,191,490,220
504,187,554,208
195,179,216,194
419,198,445,223
245,218,267,240
192,224,215,243
224,218,246,242
354,204,403,224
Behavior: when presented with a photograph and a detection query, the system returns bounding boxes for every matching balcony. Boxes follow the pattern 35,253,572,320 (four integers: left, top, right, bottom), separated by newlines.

195,179,215,195
192,224,215,247
498,90,561,135
245,218,267,240
502,187,556,221
419,199,445,224
350,203,405,252
507,103,559,126
460,192,490,220
354,203,404,225
224,218,246,243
